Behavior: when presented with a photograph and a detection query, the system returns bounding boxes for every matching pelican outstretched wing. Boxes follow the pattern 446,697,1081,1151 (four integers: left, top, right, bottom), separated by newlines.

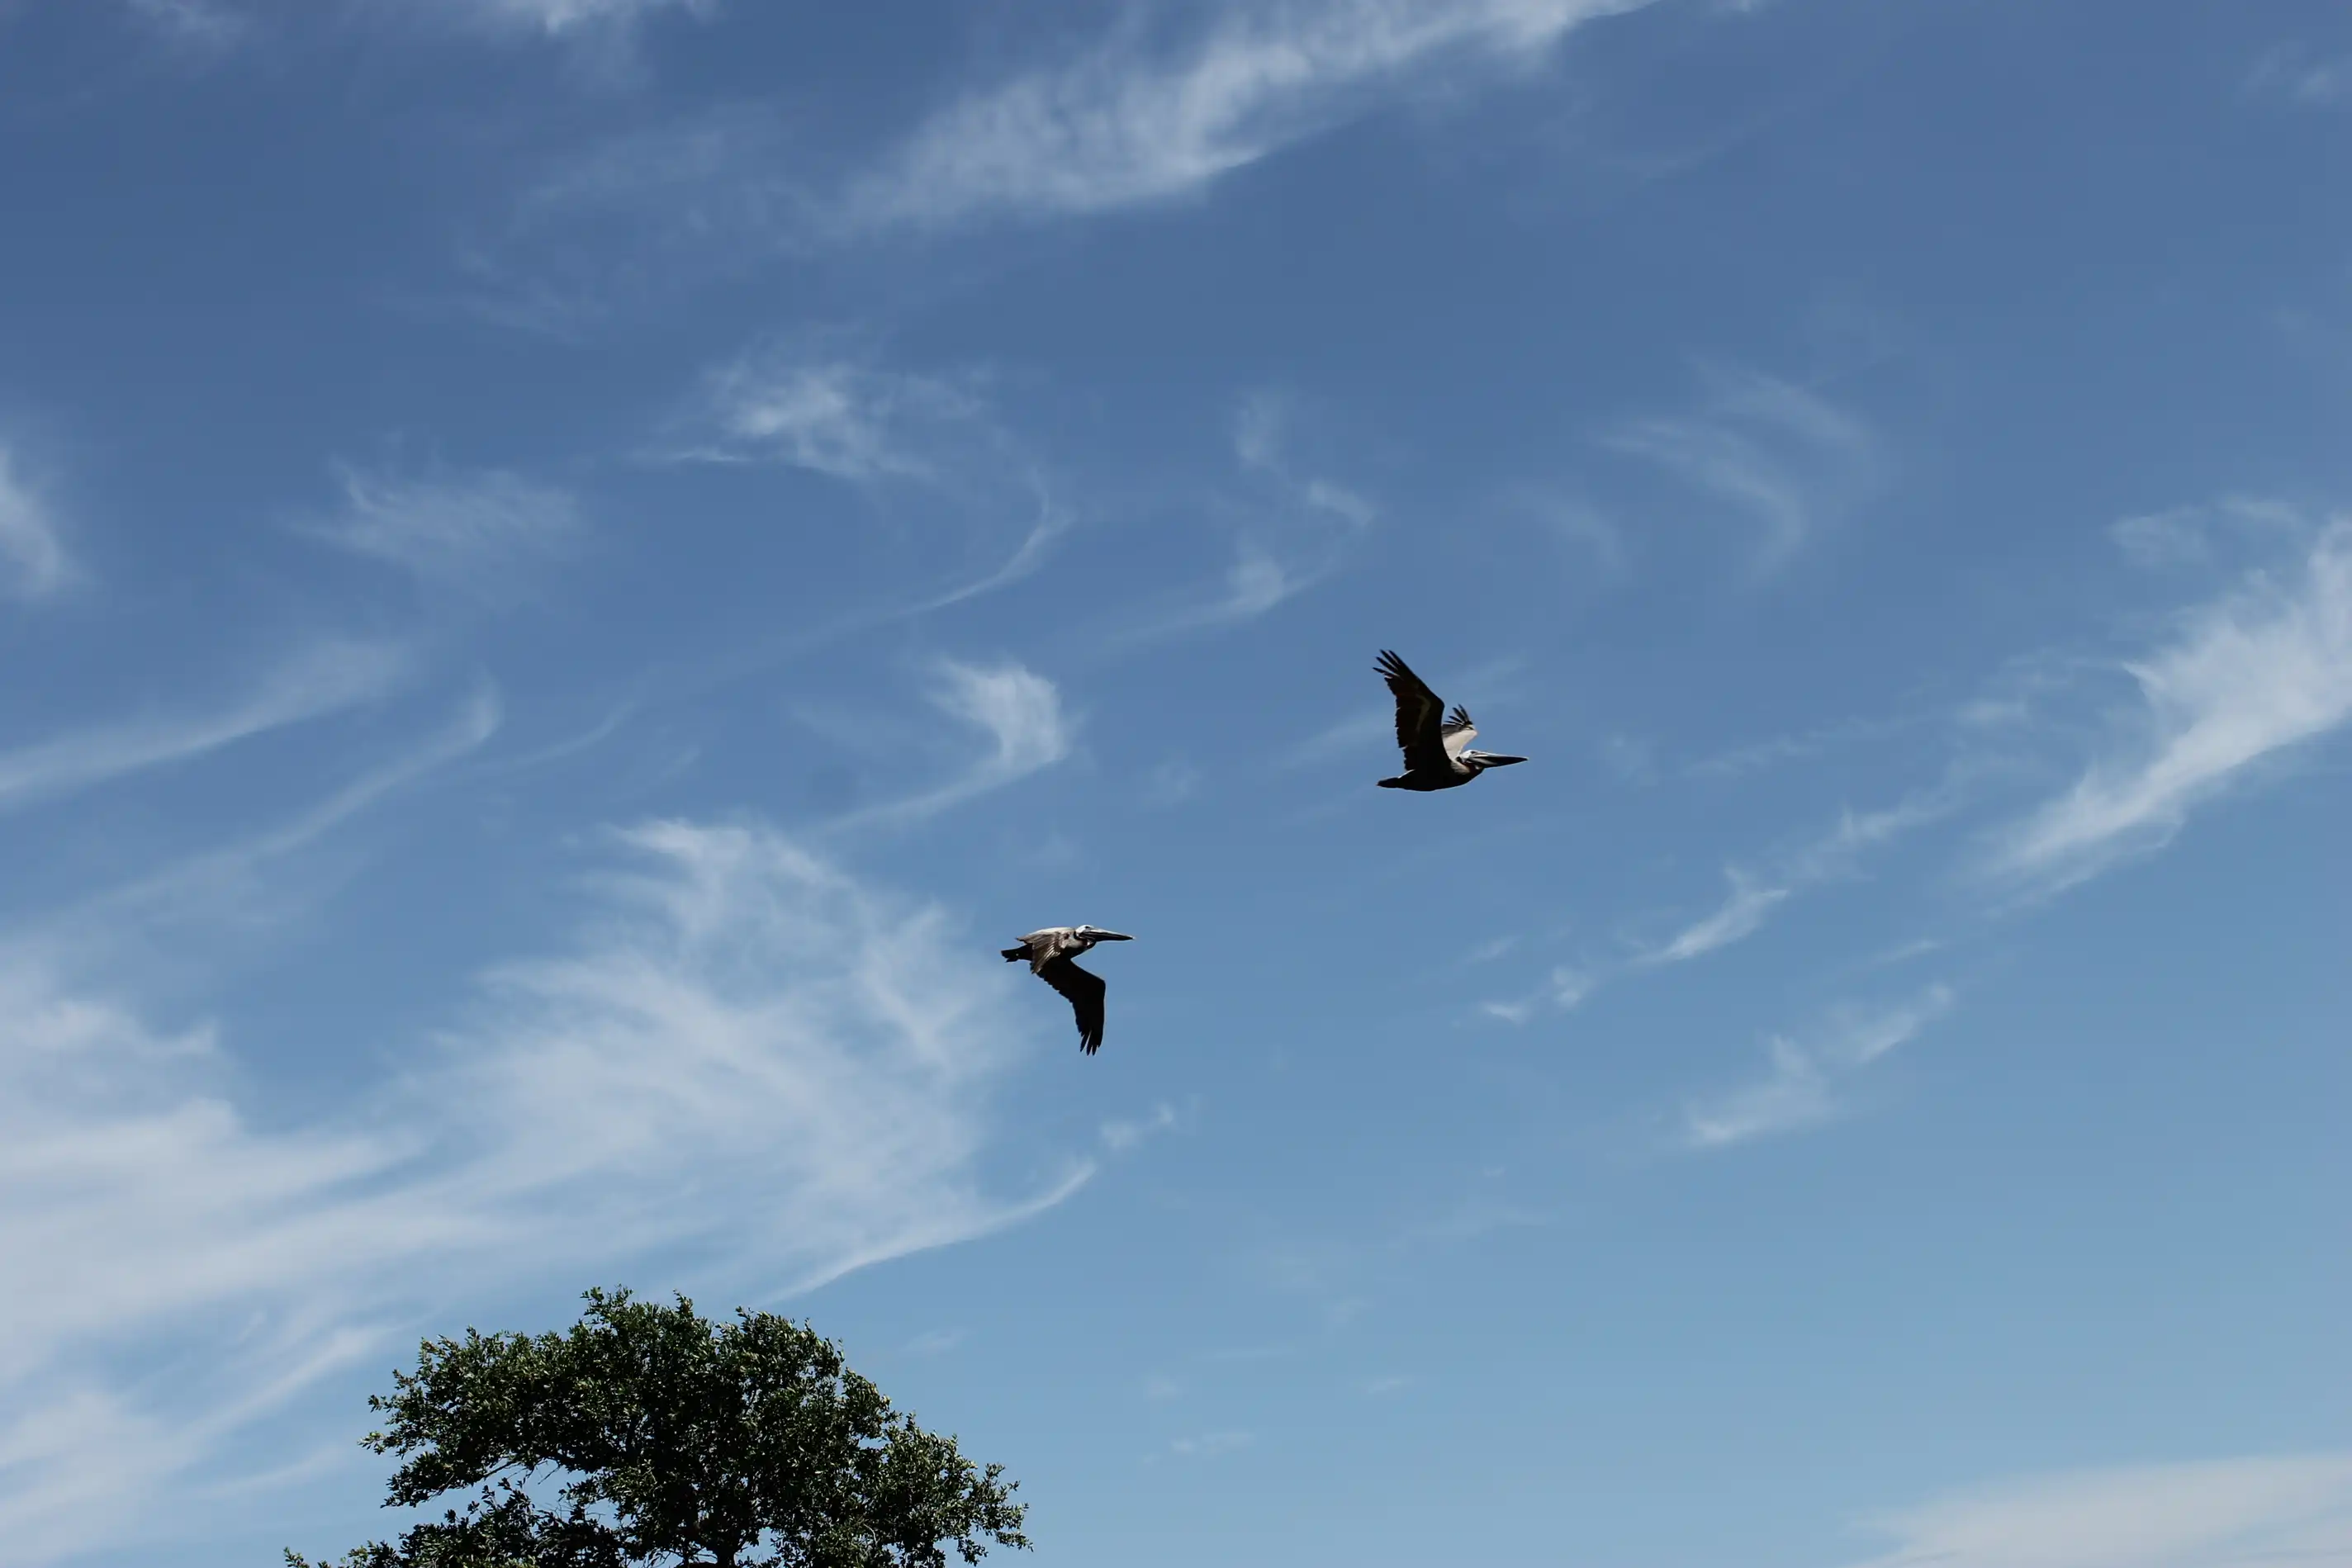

1036,956,1109,1054
1442,704,1477,759
1376,650,1449,775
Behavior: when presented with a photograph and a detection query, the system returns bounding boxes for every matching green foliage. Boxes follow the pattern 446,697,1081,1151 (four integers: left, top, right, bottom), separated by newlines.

287,1287,1029,1568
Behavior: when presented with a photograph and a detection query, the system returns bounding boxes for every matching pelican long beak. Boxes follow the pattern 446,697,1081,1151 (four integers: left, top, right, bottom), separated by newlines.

1478,755,1528,767
1091,931,1136,941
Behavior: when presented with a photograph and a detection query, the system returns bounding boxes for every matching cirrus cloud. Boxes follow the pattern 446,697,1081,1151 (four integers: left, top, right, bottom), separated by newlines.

1847,1451,2352,1568
0,816,1085,1562
1992,519,2352,887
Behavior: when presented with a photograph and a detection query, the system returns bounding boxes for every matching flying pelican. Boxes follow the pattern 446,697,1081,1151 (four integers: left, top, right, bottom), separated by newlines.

1002,926,1134,1055
1374,649,1526,792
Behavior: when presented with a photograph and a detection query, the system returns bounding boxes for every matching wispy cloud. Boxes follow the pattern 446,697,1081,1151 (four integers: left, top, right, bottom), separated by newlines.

1682,984,1952,1149
119,0,250,49
837,661,1074,829
0,446,74,601
0,642,410,813
304,462,582,604
1100,1102,1179,1152
1605,367,1882,573
454,821,1087,1276
850,0,1659,231
1233,389,1377,533
1638,866,1790,965
932,659,1073,784
0,818,1084,1561
1278,705,1394,770
2249,44,2352,109
463,0,709,36
1478,964,1593,1024
1781,789,1962,884
2110,508,2212,571
1991,519,2352,886
472,105,814,328
685,345,992,484
117,0,706,52
1221,542,1302,618
479,0,1659,306
906,488,1076,614
1121,391,1375,640
1114,534,1318,642
1687,711,1923,780
656,338,1079,632
86,686,502,929
1498,483,1629,579
1485,778,1956,1022
1232,391,1373,526
1847,1451,2352,1568
2108,497,2307,573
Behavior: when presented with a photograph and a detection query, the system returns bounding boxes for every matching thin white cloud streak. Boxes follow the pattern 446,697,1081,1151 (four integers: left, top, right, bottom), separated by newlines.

1117,391,1375,643
1499,484,1629,578
2111,508,2212,571
1683,984,1952,1149
1687,711,1925,781
657,343,1074,638
0,818,1084,1562
1846,1452,2352,1568
833,661,1074,830
2108,497,2307,573
1639,866,1790,965
0,642,410,813
1119,542,1339,643
1482,780,1956,1022
689,351,989,484
306,462,581,603
1479,965,1592,1024
117,0,705,52
1278,705,1393,770
1992,519,2352,886
2249,45,2352,109
908,495,1074,613
1225,542,1299,617
0,446,74,600
851,0,1657,230
453,821,1088,1284
1783,788,1964,885
119,0,250,47
463,0,707,35
482,0,1650,300
83,686,503,929
1233,390,1378,531
477,106,816,330
1100,1102,1179,1153
1606,367,1880,571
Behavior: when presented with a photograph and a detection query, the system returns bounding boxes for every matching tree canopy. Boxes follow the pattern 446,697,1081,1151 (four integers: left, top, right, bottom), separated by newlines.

287,1287,1030,1568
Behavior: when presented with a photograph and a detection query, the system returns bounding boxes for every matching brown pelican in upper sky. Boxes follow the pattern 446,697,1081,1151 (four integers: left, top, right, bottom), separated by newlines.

1003,925,1134,1055
1374,649,1526,792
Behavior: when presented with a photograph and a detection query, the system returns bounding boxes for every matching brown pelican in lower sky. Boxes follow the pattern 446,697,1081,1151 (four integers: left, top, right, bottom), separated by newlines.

1374,649,1526,792
1003,926,1134,1055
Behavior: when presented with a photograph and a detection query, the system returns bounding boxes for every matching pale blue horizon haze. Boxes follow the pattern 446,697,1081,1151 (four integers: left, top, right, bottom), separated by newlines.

1,2,2347,1566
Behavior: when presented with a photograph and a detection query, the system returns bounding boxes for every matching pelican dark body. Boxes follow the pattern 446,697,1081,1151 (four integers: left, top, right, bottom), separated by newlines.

1373,649,1527,792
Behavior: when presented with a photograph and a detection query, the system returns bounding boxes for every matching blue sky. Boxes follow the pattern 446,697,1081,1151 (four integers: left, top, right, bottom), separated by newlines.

2,1,2348,1564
